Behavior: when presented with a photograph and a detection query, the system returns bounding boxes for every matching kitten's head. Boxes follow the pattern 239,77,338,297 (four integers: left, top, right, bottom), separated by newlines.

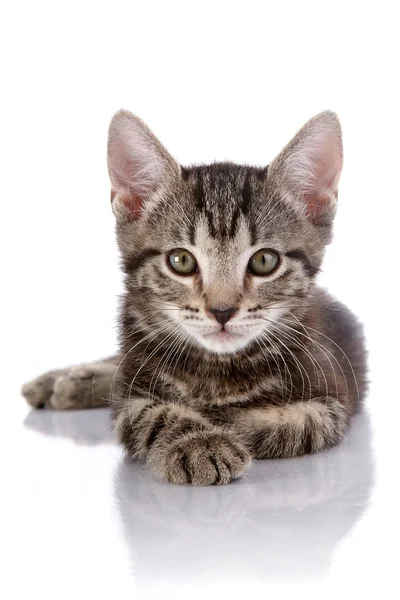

108,110,342,355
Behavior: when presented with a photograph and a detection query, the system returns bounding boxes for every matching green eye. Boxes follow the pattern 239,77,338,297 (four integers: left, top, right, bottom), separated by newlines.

248,249,279,276
168,248,198,275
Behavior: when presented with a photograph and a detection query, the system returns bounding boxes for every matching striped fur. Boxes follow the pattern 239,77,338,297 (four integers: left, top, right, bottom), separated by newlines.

22,110,367,485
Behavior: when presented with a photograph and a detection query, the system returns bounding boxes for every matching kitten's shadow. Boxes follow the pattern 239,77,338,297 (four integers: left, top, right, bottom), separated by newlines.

115,410,374,585
23,407,112,445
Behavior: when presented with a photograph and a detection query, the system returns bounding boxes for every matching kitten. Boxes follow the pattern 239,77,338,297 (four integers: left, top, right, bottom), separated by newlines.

22,110,367,485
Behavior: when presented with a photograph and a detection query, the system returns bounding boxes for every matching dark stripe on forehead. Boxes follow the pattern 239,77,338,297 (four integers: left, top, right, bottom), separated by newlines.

195,170,219,238
180,167,197,243
249,221,258,246
255,165,268,180
124,248,161,273
229,206,240,238
242,171,252,215
188,222,196,245
180,166,190,181
195,170,205,211
205,208,218,238
285,249,319,277
227,171,252,239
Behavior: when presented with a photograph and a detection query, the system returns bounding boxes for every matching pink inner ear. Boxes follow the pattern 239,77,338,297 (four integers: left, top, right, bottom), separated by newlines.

304,192,332,220
302,142,340,220
121,194,144,220
111,190,143,221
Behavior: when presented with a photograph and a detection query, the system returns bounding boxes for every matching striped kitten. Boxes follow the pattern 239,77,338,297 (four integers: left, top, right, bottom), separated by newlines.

22,110,367,485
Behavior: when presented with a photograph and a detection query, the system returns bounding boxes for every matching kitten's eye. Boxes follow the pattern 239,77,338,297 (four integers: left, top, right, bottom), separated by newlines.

248,249,279,276
168,249,198,275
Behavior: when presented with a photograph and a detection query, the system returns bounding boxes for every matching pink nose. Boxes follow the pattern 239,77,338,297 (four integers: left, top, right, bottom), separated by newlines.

208,307,237,326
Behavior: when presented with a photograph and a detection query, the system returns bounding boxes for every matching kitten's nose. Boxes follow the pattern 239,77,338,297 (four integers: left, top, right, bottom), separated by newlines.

208,307,237,326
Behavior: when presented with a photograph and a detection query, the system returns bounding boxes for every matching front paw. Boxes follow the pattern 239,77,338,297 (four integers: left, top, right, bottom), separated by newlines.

21,365,110,410
148,429,251,486
22,370,65,409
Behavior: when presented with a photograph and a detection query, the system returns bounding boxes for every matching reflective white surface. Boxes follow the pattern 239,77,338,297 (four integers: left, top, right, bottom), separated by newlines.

2,399,383,599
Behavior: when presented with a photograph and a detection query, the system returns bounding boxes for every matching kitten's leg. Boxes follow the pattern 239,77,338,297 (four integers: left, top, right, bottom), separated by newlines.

21,356,118,410
225,397,350,459
115,399,251,485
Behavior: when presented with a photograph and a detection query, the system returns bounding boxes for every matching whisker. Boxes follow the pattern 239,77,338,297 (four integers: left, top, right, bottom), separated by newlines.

266,315,343,401
263,318,327,400
255,336,286,395
287,313,358,402
110,319,177,405
148,329,187,400
125,321,185,423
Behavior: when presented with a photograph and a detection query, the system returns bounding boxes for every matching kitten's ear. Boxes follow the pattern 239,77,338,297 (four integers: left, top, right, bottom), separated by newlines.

267,111,343,226
107,110,180,220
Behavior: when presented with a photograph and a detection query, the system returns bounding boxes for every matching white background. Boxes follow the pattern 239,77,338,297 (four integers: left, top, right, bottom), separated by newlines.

1,1,399,598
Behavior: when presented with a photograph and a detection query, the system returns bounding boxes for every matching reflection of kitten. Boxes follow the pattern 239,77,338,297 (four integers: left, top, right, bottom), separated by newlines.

115,412,373,583
23,408,111,446
22,111,367,485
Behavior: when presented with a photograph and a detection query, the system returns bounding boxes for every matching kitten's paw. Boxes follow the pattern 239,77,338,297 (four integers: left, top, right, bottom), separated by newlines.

150,429,251,486
50,370,99,410
22,371,66,409
22,365,111,410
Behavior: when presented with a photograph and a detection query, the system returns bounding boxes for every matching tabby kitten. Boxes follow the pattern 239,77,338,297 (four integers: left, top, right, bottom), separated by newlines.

22,110,367,485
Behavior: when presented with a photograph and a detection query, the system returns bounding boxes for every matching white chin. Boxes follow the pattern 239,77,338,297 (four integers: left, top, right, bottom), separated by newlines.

191,329,255,354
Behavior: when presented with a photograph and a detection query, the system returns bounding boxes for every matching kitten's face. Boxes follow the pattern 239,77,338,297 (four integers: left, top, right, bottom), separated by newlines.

163,231,286,355
108,111,342,355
